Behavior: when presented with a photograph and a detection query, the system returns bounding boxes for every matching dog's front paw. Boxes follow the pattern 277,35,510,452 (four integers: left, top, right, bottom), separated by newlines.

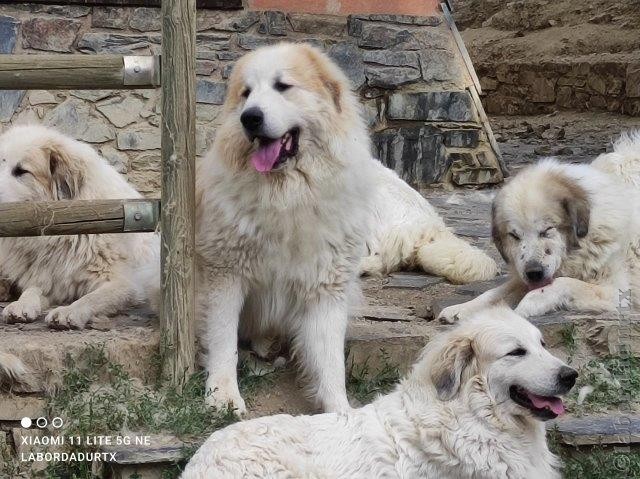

437,304,468,324
205,377,247,416
45,305,91,330
2,300,41,324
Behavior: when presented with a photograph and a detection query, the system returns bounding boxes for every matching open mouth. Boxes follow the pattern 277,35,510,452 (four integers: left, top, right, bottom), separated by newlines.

525,278,554,292
509,385,565,420
250,128,300,173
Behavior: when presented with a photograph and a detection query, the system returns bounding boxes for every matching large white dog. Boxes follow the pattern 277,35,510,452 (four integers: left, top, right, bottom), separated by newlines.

182,308,576,479
196,43,376,415
439,132,640,322
0,125,159,331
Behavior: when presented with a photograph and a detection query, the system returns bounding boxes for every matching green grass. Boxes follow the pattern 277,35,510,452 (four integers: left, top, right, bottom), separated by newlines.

0,344,276,479
559,323,577,360
568,353,640,414
346,350,401,404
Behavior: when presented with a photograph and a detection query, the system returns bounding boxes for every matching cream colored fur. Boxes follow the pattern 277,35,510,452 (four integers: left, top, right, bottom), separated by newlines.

439,132,640,322
361,163,498,284
196,44,375,415
183,308,569,479
0,125,159,334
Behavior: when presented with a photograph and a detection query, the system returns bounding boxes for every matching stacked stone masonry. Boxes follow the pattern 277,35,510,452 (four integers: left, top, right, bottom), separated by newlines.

0,4,503,191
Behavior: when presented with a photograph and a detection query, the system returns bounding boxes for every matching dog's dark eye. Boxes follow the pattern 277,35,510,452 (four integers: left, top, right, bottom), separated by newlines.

274,81,292,93
508,232,520,241
539,227,553,238
241,88,251,98
507,348,527,356
12,165,28,177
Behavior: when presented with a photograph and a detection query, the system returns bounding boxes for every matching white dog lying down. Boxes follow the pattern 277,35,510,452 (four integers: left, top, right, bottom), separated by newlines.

439,132,640,322
362,163,498,284
182,308,576,479
0,125,159,333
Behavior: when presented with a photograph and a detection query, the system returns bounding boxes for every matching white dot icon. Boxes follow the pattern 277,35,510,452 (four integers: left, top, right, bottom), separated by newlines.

20,417,32,428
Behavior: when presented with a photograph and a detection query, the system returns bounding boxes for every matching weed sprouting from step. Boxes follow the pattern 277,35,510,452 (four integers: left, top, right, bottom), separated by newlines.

568,353,640,414
559,323,577,360
347,349,401,404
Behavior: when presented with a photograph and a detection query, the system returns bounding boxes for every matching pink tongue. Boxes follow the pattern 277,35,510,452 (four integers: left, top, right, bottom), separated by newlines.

528,392,565,415
251,140,283,173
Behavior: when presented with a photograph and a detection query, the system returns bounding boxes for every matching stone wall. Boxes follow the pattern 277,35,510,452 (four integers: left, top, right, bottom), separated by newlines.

478,61,640,117
0,3,503,193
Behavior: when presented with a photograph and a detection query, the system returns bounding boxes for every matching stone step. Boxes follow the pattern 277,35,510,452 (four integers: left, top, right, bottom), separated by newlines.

550,416,640,447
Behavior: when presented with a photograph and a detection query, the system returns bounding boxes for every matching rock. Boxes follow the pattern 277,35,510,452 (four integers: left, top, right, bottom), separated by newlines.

350,14,441,26
258,11,287,36
28,90,57,105
372,126,448,186
237,34,279,50
196,79,227,105
44,99,115,143
450,166,503,186
130,7,161,32
327,42,365,89
196,60,217,76
196,104,220,122
196,33,231,51
387,91,475,122
0,15,19,54
362,50,420,69
288,14,346,36
130,152,160,172
34,5,91,17
99,145,129,173
196,11,259,32
221,64,234,79
448,152,476,168
92,6,133,29
78,32,160,54
541,127,565,140
357,23,416,49
117,127,160,150
22,17,81,53
366,66,420,88
534,145,552,155
480,76,499,91
0,395,45,420
420,49,457,83
70,90,113,102
97,96,145,128
216,51,242,61
444,129,480,148
0,90,25,122
519,71,556,103
626,64,640,98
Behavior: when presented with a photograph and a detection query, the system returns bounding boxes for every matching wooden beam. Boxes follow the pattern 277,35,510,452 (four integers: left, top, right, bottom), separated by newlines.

0,55,159,90
160,0,197,384
0,199,159,237
2,0,242,8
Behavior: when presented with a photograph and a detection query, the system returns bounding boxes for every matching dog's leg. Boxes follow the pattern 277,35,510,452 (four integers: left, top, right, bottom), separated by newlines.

514,277,619,317
45,279,135,329
201,275,247,415
293,295,350,413
438,279,526,324
2,286,48,324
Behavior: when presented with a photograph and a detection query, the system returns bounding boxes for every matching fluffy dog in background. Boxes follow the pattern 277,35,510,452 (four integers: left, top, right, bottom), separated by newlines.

439,132,640,322
0,125,159,332
361,163,498,283
182,308,575,479
196,43,375,414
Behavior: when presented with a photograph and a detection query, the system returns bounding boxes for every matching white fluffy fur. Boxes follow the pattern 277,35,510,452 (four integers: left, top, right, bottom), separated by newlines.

439,131,640,322
196,44,375,414
361,164,498,283
0,125,159,333
183,308,570,479
0,351,31,390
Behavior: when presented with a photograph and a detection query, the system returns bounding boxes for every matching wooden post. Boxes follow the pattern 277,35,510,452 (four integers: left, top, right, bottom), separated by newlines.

0,199,159,237
160,0,197,385
0,55,159,90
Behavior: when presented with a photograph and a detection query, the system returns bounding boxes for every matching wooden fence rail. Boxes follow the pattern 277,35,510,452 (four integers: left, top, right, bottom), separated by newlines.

0,55,159,90
0,199,160,237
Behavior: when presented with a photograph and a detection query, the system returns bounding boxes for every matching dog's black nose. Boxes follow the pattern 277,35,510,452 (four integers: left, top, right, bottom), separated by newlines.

240,107,264,134
525,265,544,283
557,366,578,389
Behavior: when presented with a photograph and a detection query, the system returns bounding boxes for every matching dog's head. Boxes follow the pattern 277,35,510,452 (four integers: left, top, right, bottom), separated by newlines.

415,308,577,422
215,42,365,176
0,125,86,203
491,160,590,290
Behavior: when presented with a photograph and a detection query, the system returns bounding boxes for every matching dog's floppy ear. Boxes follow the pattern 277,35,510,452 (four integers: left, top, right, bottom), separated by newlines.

47,143,84,200
430,335,475,401
560,182,590,248
491,200,509,263
303,46,343,113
